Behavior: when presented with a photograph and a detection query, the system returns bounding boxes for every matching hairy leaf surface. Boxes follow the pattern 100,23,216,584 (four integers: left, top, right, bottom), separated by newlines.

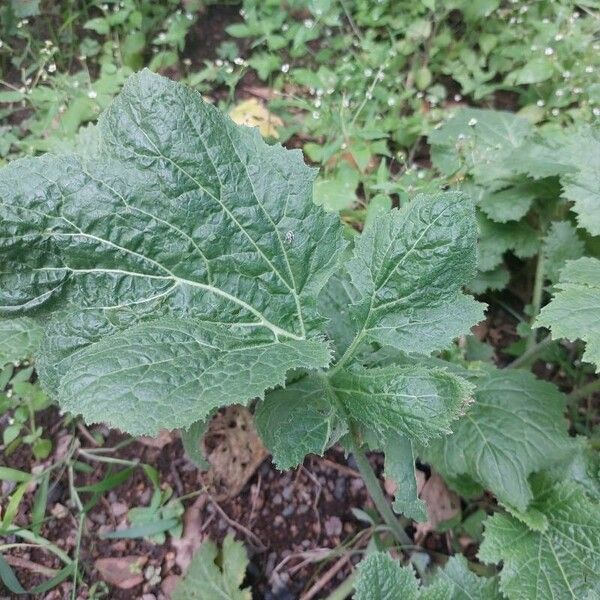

354,552,501,600
421,370,572,511
0,70,345,432
345,193,484,356
537,257,600,372
479,477,600,600
172,533,250,600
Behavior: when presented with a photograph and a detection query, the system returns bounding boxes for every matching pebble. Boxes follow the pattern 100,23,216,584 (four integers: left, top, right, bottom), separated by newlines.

111,501,128,517
324,516,342,537
334,477,346,500
272,493,282,505
282,485,293,501
282,505,295,517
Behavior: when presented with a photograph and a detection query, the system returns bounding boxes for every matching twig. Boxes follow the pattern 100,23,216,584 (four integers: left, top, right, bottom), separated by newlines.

3,555,57,578
301,554,351,600
507,335,554,369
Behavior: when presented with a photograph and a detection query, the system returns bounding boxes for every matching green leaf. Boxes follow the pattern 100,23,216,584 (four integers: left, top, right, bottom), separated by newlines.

330,366,473,443
512,58,554,85
381,434,427,522
354,552,501,599
255,375,342,470
542,221,584,283
345,192,484,356
477,184,535,223
313,164,359,211
173,534,251,600
477,213,538,271
429,109,532,180
479,476,600,600
537,257,600,372
421,369,573,511
0,71,344,434
181,417,212,469
355,554,421,600
0,318,42,365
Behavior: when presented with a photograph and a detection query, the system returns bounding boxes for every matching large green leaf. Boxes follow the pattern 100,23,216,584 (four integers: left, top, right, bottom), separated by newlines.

0,71,345,433
172,534,251,600
537,257,600,372
421,369,573,511
542,221,584,283
345,192,484,357
479,476,600,600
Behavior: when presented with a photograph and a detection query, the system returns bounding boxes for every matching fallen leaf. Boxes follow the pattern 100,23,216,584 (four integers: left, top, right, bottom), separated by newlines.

414,473,460,542
229,98,283,138
95,556,147,590
203,406,269,500
137,429,175,449
171,494,207,571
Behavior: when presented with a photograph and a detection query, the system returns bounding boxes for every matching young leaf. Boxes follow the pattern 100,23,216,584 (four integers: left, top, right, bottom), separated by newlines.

255,375,342,470
381,434,427,522
479,477,600,600
172,534,251,600
421,369,573,511
537,257,600,372
354,552,501,599
330,366,473,443
344,192,484,358
0,70,344,434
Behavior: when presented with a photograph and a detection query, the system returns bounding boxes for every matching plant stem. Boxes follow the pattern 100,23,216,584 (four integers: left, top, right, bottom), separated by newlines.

569,378,600,400
526,252,545,352
324,572,357,600
347,427,411,545
507,335,553,369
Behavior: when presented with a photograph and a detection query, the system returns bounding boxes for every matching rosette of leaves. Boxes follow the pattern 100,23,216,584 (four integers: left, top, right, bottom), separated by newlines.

1,69,484,503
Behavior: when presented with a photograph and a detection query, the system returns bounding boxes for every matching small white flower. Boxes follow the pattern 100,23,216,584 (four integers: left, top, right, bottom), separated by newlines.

45,39,52,47
101,3,108,10
341,142,347,150
519,5,528,13
586,65,594,73
312,111,320,119
562,70,571,79
281,63,289,73
416,91,424,99
326,88,334,95
58,104,66,113
316,88,324,97
158,32,167,42
417,170,425,179
377,71,384,81
551,108,560,116
0,40,4,49
25,77,32,86
303,18,314,28
554,33,563,41
536,99,545,107
314,98,321,108
186,13,193,20
542,18,550,24
365,90,373,99
387,96,396,106
239,8,246,17
73,81,79,88
234,57,245,65
225,65,233,74
457,133,467,140
555,89,564,97
342,97,350,108
88,90,97,99
574,87,583,94
215,59,223,67
531,45,538,51
544,47,554,56
454,94,462,102
183,58,192,66
364,68,373,77
593,107,600,116
468,117,478,126
48,62,56,73
282,23,289,32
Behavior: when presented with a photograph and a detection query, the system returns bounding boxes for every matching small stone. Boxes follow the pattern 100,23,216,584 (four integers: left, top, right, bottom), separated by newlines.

272,493,282,505
111,501,128,517
324,516,343,537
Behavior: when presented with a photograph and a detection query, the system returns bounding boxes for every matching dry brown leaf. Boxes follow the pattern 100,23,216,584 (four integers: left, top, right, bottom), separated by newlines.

229,98,283,138
203,405,268,500
414,472,460,543
170,494,207,572
94,556,147,589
